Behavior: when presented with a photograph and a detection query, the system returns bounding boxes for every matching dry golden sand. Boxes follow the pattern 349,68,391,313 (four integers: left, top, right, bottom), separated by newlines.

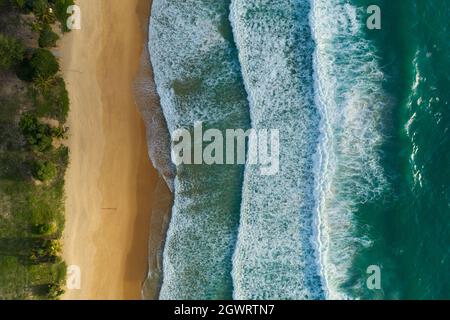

60,0,170,299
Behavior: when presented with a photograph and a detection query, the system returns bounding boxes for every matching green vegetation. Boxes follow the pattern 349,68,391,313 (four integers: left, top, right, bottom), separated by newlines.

49,0,75,32
33,76,69,121
19,113,53,152
18,48,59,81
32,160,57,181
39,24,59,47
0,0,75,30
0,33,24,69
32,222,57,236
30,48,59,78
0,0,73,299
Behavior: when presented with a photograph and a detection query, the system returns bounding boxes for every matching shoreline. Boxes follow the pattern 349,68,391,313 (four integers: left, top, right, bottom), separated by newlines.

60,0,169,299
132,2,175,299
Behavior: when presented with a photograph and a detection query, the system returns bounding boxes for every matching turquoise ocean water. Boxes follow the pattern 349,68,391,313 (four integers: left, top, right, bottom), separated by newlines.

149,0,450,299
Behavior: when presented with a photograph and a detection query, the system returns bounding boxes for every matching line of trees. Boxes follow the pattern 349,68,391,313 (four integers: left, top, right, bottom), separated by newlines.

0,0,75,299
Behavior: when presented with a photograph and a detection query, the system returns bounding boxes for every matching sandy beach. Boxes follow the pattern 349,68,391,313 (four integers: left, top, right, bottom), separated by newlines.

60,0,169,299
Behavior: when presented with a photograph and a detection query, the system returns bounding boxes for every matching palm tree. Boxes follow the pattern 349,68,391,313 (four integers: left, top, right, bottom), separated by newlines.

33,74,54,92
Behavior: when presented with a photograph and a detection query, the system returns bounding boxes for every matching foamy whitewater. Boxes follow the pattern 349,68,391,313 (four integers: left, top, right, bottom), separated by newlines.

149,0,388,299
310,0,388,299
149,0,250,299
230,0,323,299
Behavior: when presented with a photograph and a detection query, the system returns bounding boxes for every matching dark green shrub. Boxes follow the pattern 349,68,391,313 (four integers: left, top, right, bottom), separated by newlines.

24,0,53,23
18,49,59,81
39,24,59,47
19,113,53,152
16,53,34,81
13,0,39,12
29,240,61,263
32,222,57,235
32,160,57,181
32,0,48,13
0,34,25,70
30,48,59,79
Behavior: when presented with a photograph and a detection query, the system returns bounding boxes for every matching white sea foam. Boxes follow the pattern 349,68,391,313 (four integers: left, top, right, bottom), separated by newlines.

149,0,250,299
230,0,324,300
310,0,388,299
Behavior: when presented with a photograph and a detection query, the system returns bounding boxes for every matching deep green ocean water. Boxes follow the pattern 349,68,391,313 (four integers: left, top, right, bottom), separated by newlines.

348,0,450,299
